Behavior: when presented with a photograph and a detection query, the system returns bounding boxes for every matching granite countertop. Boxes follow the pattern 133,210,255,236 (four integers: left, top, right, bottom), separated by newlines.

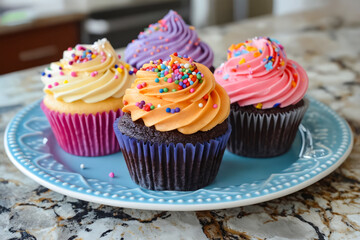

1,1,360,239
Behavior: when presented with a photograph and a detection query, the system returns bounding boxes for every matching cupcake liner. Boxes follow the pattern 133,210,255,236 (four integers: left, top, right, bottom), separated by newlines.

227,99,309,158
113,118,231,191
41,101,123,157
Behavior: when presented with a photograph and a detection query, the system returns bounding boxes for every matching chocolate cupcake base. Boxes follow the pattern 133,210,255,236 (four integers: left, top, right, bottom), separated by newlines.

118,113,228,145
227,99,309,158
114,116,231,191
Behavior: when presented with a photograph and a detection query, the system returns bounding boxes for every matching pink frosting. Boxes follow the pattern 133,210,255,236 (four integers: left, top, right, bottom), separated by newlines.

214,37,308,109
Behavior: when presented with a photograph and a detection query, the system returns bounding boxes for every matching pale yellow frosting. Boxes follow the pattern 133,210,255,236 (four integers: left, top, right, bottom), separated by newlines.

41,38,135,105
43,94,124,115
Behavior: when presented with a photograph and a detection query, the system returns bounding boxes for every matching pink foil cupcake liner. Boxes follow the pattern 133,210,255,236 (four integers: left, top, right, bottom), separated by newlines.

41,101,123,157
114,118,231,191
227,99,309,158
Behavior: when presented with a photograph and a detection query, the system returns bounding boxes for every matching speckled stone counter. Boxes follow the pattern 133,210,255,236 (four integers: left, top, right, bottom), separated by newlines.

1,1,360,239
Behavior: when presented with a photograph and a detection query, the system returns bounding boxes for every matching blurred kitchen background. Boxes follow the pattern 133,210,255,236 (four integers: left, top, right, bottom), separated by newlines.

0,0,326,74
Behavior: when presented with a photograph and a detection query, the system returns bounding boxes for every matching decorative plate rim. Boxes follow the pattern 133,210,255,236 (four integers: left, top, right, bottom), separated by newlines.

4,97,354,211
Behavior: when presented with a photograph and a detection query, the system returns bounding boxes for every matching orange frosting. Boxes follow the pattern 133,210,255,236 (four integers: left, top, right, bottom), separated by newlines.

122,55,230,134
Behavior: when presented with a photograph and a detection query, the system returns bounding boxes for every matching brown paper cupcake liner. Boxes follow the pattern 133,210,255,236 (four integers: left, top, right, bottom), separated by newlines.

227,99,309,158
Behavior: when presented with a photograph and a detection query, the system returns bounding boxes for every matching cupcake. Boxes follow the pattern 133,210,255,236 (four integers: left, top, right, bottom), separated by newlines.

114,54,231,191
125,10,214,71
214,37,309,158
41,38,136,156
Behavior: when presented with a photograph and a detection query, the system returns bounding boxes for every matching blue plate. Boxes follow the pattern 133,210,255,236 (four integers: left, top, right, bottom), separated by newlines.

4,97,353,211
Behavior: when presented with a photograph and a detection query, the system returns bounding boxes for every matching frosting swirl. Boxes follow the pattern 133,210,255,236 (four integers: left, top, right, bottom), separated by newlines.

125,10,214,69
122,54,229,134
214,37,308,109
41,38,136,103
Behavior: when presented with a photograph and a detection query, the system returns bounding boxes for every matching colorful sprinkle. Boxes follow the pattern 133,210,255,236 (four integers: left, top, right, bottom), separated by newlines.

273,103,280,108
213,104,218,109
71,72,77,77
198,103,204,108
144,105,151,111
80,164,85,169
109,172,115,178
223,74,229,80
255,103,263,109
265,61,273,71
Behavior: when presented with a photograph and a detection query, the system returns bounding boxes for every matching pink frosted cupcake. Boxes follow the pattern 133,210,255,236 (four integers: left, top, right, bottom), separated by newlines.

40,38,136,156
215,37,309,157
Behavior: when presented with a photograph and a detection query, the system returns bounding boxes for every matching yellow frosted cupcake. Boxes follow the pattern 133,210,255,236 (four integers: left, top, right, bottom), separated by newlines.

41,38,136,156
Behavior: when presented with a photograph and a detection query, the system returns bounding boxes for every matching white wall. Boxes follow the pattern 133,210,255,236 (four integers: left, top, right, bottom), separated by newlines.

273,0,327,15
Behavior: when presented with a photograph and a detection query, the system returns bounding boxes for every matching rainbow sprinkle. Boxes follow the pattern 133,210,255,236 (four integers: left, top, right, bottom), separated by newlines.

141,53,204,92
132,53,210,114
255,103,263,109
135,100,155,112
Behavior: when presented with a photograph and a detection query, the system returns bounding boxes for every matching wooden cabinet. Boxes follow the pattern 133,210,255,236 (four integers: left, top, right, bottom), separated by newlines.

0,14,84,74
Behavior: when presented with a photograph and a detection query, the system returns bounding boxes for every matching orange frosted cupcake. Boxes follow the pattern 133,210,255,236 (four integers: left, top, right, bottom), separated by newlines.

114,54,231,191
41,38,136,156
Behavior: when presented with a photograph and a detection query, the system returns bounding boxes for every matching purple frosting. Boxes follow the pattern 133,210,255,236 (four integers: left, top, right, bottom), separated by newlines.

125,10,214,69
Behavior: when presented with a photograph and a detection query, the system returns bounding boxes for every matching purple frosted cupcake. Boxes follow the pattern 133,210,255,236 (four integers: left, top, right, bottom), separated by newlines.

114,54,230,191
125,10,214,70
